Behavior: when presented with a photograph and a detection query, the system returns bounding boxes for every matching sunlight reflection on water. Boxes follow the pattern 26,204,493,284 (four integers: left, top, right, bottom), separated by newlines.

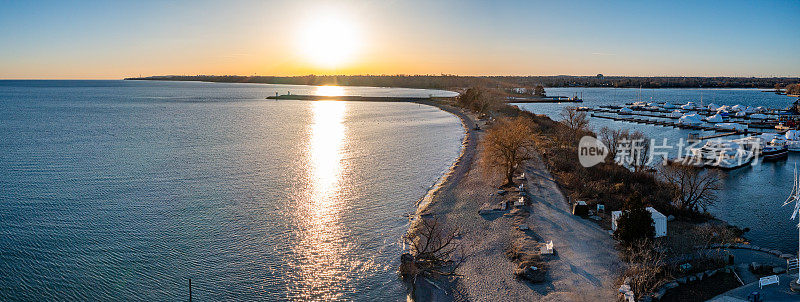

292,101,349,300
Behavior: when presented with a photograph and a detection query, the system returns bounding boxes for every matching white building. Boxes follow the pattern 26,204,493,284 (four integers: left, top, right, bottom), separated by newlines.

611,207,667,238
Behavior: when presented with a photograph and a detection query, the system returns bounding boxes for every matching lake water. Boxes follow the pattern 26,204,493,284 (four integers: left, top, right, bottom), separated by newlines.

0,80,463,301
517,88,800,254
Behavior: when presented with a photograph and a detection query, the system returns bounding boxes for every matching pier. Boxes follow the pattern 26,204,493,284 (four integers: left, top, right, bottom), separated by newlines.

266,94,434,102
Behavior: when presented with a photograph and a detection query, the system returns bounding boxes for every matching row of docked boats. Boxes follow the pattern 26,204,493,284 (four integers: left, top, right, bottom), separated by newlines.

615,101,797,131
675,132,799,169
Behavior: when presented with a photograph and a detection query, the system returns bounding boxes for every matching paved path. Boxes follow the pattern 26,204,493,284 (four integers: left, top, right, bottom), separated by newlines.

709,273,799,302
709,249,800,301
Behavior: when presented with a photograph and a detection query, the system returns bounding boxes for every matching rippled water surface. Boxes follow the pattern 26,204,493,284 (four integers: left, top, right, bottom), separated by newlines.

0,80,463,301
518,88,800,253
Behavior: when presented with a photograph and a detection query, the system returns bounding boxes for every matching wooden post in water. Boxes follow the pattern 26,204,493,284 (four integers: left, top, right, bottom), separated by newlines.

189,278,192,302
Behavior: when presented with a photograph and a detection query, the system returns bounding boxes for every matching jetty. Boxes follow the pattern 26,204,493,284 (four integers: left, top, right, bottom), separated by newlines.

266,94,434,102
507,96,583,103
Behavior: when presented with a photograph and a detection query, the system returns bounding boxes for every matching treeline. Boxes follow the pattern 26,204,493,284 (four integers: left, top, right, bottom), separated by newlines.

126,75,800,89
787,83,800,95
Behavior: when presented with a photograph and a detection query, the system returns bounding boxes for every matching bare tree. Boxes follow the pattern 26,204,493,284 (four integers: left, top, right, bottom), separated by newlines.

457,87,503,114
533,85,546,97
619,239,668,299
598,127,651,172
628,131,651,172
480,116,537,186
559,107,589,132
401,218,465,280
658,164,722,212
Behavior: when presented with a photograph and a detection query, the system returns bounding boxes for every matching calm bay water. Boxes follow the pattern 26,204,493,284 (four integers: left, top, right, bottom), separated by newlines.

0,80,463,301
518,88,800,253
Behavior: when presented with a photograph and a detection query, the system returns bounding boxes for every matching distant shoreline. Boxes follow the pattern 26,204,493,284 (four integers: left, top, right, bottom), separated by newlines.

125,75,800,90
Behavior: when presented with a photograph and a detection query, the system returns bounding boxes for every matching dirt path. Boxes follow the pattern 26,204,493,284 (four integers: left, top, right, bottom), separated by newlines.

412,102,621,301
521,158,623,301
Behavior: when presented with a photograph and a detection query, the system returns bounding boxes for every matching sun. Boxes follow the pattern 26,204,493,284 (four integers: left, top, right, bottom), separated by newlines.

299,13,360,69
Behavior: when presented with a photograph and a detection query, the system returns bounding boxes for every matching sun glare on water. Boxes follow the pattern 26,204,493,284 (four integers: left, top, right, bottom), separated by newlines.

315,85,345,97
299,12,360,68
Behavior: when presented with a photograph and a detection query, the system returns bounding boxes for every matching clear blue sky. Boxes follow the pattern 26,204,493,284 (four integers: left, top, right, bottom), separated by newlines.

1,0,798,78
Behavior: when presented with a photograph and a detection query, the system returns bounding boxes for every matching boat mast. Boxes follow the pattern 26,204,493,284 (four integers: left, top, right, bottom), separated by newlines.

783,164,800,284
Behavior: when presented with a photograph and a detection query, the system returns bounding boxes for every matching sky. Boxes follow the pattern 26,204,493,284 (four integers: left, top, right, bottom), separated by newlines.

1,0,798,79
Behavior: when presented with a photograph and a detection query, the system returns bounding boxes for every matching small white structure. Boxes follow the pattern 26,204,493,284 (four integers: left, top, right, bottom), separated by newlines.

515,196,526,207
706,114,724,123
541,240,554,255
611,207,667,238
646,207,667,237
619,107,634,114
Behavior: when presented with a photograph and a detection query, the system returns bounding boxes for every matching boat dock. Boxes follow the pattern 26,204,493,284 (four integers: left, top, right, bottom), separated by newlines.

589,113,768,137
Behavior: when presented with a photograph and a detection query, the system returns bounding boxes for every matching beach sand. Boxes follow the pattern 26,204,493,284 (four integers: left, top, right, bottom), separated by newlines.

410,101,621,301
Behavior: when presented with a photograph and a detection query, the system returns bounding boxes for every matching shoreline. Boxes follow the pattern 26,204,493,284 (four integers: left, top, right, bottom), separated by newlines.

411,100,478,214
404,100,479,301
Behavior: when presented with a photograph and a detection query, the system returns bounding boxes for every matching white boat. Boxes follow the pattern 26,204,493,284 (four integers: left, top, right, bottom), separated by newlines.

706,114,724,123
765,137,790,159
733,134,789,159
750,113,768,119
619,107,634,114
735,111,747,117
668,110,683,118
707,103,719,111
686,140,754,169
678,114,703,126
715,123,747,131
662,103,678,109
786,130,800,152
732,104,746,112
681,102,696,110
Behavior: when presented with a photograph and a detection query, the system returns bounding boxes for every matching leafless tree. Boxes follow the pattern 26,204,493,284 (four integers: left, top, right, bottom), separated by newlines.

658,164,722,212
457,87,503,114
401,218,466,280
480,116,537,186
559,107,589,132
598,127,651,172
619,239,668,299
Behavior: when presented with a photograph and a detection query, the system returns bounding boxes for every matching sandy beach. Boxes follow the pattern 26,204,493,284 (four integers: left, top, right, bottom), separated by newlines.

410,101,621,301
